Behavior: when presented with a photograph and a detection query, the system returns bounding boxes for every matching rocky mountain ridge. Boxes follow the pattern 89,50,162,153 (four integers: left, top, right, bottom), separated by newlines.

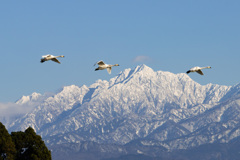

8,65,240,154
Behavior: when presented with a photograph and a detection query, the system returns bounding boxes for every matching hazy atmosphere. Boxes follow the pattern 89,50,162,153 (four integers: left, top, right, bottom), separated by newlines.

0,0,239,102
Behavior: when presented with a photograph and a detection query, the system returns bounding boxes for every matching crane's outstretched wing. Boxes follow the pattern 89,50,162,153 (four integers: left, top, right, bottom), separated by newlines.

51,58,61,64
42,54,51,58
107,67,112,74
94,60,105,66
196,70,204,75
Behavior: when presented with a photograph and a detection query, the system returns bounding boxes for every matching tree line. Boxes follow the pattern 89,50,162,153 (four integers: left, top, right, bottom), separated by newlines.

0,122,51,160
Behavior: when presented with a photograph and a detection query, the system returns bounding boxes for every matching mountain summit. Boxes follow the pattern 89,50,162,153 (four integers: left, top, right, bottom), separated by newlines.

9,65,240,152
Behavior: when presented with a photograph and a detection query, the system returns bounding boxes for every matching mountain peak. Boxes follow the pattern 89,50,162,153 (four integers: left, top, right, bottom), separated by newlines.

16,92,42,105
109,64,155,85
134,64,154,73
61,85,80,92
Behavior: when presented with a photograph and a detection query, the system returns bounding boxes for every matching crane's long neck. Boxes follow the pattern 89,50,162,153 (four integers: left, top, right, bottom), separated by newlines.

56,55,64,58
201,66,211,69
108,64,117,67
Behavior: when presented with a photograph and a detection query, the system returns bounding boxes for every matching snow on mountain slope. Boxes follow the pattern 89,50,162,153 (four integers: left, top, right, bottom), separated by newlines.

9,64,238,150
16,92,42,105
138,96,240,150
9,85,89,131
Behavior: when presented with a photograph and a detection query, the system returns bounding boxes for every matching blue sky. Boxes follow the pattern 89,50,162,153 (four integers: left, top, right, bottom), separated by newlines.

0,0,239,102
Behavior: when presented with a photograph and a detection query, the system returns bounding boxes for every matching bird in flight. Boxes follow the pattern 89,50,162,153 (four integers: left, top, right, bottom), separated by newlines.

94,60,119,74
186,66,211,75
40,55,65,64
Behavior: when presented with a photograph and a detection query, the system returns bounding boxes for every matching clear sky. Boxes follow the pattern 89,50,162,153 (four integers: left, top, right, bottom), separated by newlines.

0,0,239,102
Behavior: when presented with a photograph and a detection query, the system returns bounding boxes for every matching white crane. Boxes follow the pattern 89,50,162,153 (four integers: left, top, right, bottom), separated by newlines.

40,55,65,64
94,60,119,74
186,66,211,75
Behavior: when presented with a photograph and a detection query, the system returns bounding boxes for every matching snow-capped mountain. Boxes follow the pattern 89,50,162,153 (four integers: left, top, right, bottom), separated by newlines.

8,65,240,153
16,92,42,105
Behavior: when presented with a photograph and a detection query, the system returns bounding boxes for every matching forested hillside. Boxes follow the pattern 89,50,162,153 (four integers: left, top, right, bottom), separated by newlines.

0,122,51,160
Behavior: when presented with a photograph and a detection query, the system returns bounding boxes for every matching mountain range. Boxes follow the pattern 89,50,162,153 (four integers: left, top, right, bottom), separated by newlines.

6,64,240,160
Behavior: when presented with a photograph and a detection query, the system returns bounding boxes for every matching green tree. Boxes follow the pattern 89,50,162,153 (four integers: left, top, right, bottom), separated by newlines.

11,127,51,160
0,122,16,160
